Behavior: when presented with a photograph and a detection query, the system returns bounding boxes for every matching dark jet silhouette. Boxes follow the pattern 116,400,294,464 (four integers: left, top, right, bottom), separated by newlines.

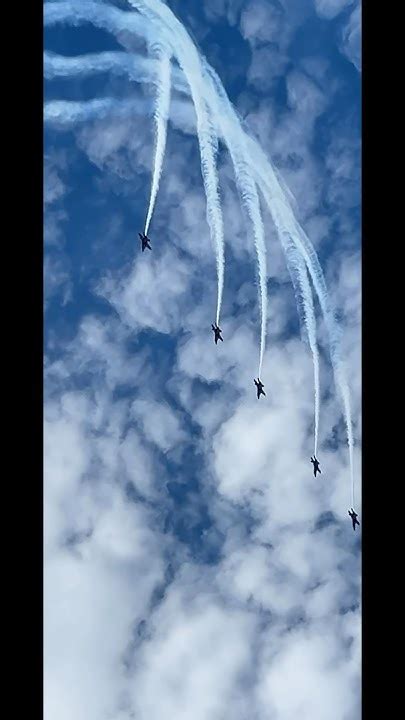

348,508,360,531
139,232,152,252
254,378,266,399
211,323,223,344
310,456,321,477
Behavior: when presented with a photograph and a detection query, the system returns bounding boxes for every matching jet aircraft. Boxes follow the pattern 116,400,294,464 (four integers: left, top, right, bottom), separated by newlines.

348,508,360,531
139,232,152,252
211,323,223,345
254,378,266,399
310,456,321,477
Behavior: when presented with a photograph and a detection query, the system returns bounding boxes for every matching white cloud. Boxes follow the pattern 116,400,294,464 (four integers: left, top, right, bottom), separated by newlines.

99,246,192,334
128,578,257,720
44,152,72,302
131,398,186,452
119,428,161,498
247,45,289,92
203,0,245,26
44,254,72,307
240,0,284,46
312,1,361,72
255,623,358,720
240,70,329,221
44,151,70,205
44,384,166,720
286,70,326,121
240,0,313,54
340,3,361,71
313,0,353,20
44,260,360,715
44,3,361,718
325,131,360,212
44,165,66,205
45,262,361,720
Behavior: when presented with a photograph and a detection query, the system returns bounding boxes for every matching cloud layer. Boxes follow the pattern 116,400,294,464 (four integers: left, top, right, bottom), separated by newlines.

44,1,361,718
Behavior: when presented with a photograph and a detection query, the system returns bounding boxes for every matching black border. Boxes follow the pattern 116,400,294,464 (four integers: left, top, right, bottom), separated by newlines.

8,1,43,716
362,0,388,715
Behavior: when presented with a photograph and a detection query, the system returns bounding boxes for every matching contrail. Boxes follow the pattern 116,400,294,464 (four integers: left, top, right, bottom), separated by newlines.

128,0,267,375
297,266,320,460
44,49,175,86
44,48,269,381
204,61,353,489
43,53,321,462
202,62,267,378
50,0,224,325
44,0,147,39
44,97,148,125
264,193,354,494
269,207,321,458
143,45,171,237
127,0,225,327
44,96,192,129
44,1,355,499
205,61,319,445
44,41,225,327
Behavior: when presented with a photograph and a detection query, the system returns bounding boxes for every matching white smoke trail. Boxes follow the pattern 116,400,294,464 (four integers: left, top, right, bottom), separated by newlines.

297,267,320,459
201,63,267,378
128,0,267,375
44,0,147,38
207,61,318,444
44,1,355,499
44,49,175,86
229,141,267,378
265,193,354,491
45,5,225,323
337,365,355,507
203,60,353,487
44,96,192,129
129,1,354,488
204,65,317,398
44,53,320,458
127,0,225,327
270,211,321,458
143,46,171,237
44,97,147,125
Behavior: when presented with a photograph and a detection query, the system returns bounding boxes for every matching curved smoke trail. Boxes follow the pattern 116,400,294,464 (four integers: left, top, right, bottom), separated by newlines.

143,46,171,237
128,0,267,376
128,1,225,327
263,193,354,494
272,220,321,458
45,0,225,326
199,54,352,475
202,62,267,378
44,49,180,87
44,49,285,386
44,0,147,38
42,53,323,468
207,65,319,442
44,95,194,130
201,58,352,485
44,0,355,498
44,97,150,125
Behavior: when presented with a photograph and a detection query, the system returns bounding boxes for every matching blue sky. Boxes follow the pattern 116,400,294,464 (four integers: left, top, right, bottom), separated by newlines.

44,2,361,719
